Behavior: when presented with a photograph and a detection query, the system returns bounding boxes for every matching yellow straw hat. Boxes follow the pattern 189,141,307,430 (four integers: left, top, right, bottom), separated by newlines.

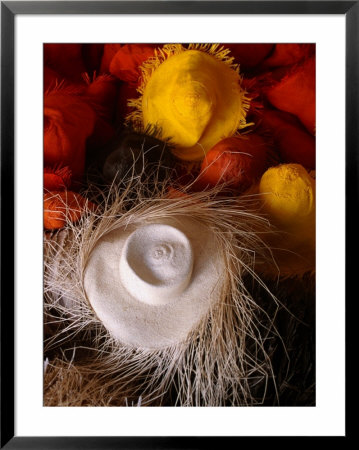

127,44,251,162
259,163,315,228
258,164,315,277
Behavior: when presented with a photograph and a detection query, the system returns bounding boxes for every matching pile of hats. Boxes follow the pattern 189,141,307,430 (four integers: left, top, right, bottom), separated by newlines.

43,43,316,407
44,42,315,278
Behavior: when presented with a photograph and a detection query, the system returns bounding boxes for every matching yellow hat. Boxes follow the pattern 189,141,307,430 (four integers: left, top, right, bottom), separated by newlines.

258,164,316,277
127,44,251,161
259,163,315,228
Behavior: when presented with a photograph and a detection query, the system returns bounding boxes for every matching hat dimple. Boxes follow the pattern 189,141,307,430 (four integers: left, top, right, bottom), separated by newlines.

171,80,214,145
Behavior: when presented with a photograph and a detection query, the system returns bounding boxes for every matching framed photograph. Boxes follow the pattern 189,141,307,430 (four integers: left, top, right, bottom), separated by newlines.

1,1,355,447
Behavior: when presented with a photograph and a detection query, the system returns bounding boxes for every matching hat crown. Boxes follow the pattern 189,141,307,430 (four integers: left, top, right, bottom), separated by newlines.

120,224,194,306
172,80,214,121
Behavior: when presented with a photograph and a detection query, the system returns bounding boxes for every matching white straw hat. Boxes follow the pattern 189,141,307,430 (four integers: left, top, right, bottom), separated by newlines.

84,216,226,349
44,185,280,406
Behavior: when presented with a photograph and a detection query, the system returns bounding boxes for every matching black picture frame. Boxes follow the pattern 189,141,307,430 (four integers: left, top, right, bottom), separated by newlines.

1,1,356,447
